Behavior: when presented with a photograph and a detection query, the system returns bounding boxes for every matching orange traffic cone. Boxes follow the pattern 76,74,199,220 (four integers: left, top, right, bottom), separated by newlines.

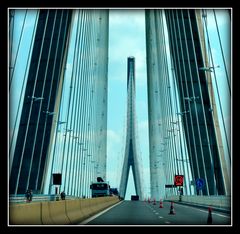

207,207,213,224
159,199,163,208
169,201,175,215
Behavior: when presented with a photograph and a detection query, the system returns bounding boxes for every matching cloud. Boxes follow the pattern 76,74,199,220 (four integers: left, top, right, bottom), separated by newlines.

109,9,145,29
138,119,149,132
107,129,123,158
109,9,147,86
107,129,121,144
106,129,125,188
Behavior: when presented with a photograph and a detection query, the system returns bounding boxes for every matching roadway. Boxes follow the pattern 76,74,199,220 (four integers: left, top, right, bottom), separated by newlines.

81,200,231,225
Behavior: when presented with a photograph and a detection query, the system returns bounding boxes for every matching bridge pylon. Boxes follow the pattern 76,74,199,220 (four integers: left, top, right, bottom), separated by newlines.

119,57,143,200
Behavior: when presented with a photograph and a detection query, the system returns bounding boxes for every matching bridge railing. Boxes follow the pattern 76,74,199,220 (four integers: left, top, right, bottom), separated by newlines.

9,194,78,203
166,195,231,210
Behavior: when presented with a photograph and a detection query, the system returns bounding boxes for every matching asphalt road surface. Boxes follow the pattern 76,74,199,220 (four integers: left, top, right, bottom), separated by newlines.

81,200,231,226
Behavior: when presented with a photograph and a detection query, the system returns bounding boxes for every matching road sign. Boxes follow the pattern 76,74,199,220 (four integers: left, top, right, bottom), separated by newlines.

53,173,62,185
174,175,184,186
196,178,205,190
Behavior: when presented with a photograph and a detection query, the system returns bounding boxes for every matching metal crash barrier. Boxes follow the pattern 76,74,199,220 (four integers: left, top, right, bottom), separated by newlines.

166,195,231,209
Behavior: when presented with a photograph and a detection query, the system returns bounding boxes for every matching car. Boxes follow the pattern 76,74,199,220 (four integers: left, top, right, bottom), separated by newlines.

131,195,139,201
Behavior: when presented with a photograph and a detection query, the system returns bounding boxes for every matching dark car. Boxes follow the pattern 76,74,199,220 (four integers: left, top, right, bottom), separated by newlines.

131,195,139,201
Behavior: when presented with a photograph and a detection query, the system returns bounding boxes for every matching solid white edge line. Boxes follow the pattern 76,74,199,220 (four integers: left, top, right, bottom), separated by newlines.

197,209,230,218
79,200,123,225
175,204,230,219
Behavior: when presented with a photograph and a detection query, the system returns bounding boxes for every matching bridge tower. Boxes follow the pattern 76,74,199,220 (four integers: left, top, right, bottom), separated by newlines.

9,10,73,195
119,57,143,200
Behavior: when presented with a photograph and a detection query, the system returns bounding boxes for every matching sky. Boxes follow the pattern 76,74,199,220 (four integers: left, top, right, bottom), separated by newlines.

106,9,149,200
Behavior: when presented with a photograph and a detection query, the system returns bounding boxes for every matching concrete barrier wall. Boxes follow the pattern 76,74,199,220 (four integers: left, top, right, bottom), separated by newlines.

65,199,82,224
9,196,120,225
166,195,231,209
9,202,42,225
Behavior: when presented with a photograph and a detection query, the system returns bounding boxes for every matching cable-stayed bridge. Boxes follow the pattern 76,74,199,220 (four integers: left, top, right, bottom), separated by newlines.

8,8,231,225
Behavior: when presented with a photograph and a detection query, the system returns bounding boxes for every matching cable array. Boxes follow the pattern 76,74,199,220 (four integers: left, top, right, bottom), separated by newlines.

146,9,229,198
9,9,109,198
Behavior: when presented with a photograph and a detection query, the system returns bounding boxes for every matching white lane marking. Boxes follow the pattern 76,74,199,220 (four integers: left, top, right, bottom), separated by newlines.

213,213,231,218
158,216,163,219
176,204,230,219
165,221,171,224
197,209,230,218
79,201,123,224
155,212,159,215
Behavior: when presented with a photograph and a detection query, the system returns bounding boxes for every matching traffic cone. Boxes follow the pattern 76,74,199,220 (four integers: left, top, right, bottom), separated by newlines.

207,207,213,224
169,201,175,215
159,199,163,208
153,198,156,205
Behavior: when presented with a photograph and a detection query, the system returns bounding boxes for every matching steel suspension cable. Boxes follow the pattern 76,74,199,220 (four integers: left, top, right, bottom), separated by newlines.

63,11,82,194
71,10,85,196
213,9,231,95
202,11,231,161
59,10,80,193
25,10,58,191
47,10,71,194
79,11,91,197
85,12,96,197
84,11,93,198
171,12,184,181
166,10,198,193
9,9,15,75
188,10,218,195
13,10,50,195
164,11,179,176
9,10,39,173
163,11,174,194
185,10,210,195
9,10,28,89
175,10,200,193
174,12,195,195
39,10,69,193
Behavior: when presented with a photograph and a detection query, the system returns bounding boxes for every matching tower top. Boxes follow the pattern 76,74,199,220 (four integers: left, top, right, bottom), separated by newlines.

127,56,135,88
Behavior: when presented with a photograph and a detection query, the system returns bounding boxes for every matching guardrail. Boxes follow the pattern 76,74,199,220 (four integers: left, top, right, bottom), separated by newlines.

166,195,231,209
9,194,77,203
9,196,120,225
